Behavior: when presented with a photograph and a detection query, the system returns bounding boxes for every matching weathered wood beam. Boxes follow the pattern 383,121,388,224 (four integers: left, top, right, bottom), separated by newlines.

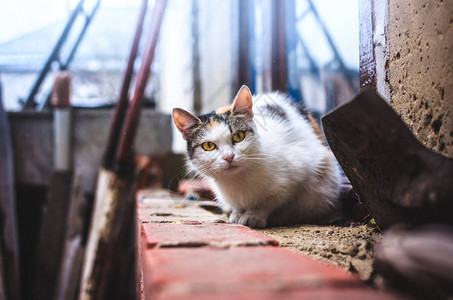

0,81,21,300
322,90,453,229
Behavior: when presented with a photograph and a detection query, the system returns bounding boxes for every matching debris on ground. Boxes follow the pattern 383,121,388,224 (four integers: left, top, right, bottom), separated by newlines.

258,224,380,281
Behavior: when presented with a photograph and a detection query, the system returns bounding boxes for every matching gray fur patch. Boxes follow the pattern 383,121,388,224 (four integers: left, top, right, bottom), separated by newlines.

185,112,254,159
260,104,288,121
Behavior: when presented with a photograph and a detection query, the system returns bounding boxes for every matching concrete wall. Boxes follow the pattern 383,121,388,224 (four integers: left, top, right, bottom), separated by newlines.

387,0,453,157
9,109,172,193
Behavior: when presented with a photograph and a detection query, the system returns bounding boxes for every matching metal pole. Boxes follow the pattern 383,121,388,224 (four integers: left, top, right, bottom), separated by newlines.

285,0,302,102
270,0,288,93
103,0,149,170
115,0,168,176
235,0,255,94
191,0,202,115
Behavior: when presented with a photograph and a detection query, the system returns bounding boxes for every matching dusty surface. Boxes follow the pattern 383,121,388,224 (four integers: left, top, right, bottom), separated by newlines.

388,0,453,157
257,225,381,281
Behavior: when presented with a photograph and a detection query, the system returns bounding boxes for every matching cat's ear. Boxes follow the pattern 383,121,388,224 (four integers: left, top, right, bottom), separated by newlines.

172,108,201,140
232,85,253,119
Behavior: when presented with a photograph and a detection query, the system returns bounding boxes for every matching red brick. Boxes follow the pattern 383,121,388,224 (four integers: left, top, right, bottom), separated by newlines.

138,190,195,208
137,189,177,202
137,189,222,224
150,288,406,300
138,205,215,222
141,223,279,248
142,247,379,299
140,214,225,224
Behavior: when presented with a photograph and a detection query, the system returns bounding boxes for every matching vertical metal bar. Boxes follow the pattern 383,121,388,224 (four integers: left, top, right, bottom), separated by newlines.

22,0,85,110
115,0,168,175
285,0,302,102
261,0,272,92
191,0,202,116
103,0,149,170
270,0,288,92
235,0,254,94
247,0,257,94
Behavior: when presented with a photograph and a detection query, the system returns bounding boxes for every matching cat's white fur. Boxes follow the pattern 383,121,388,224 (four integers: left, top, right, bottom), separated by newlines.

173,86,341,228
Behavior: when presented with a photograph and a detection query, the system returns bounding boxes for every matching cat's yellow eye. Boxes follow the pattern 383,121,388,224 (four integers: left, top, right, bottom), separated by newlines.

232,131,245,143
201,141,217,151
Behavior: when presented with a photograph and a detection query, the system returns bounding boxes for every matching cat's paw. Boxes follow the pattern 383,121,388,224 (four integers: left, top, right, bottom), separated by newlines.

238,213,267,228
229,211,241,223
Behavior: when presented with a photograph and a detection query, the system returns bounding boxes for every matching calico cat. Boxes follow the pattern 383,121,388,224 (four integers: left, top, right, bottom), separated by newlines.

172,85,341,228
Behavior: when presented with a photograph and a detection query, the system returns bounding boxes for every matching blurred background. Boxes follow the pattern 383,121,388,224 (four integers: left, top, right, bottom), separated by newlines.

0,0,359,151
0,3,359,296
3,2,452,300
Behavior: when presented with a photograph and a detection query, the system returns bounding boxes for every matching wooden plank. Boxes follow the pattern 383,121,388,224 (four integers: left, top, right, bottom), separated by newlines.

79,169,135,300
54,172,87,300
322,90,453,229
101,184,137,300
32,171,72,300
32,72,74,299
0,83,21,300
80,1,167,298
0,252,5,299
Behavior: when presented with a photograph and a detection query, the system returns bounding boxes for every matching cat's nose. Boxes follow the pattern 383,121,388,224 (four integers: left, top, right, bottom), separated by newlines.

223,154,235,163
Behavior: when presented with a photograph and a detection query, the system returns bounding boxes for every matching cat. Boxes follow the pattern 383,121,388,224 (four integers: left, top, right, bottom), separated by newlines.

172,85,341,228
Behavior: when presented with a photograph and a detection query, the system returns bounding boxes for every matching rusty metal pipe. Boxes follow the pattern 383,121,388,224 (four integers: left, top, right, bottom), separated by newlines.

115,0,168,174
103,0,149,170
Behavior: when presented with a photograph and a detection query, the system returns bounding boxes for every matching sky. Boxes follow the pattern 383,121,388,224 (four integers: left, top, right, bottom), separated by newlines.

0,0,144,44
0,0,358,71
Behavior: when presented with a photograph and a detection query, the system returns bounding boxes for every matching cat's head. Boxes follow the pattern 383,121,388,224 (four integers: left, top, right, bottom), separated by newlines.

172,86,259,178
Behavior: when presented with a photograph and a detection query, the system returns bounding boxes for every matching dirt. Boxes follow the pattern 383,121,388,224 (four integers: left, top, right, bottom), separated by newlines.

257,224,381,281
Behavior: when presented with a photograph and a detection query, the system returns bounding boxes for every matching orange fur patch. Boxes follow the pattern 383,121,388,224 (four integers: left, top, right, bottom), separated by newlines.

215,105,232,114
308,114,325,143
208,117,219,128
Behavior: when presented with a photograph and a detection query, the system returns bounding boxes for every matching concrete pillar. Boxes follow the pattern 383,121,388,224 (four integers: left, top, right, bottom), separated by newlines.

361,0,453,157
387,0,452,157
